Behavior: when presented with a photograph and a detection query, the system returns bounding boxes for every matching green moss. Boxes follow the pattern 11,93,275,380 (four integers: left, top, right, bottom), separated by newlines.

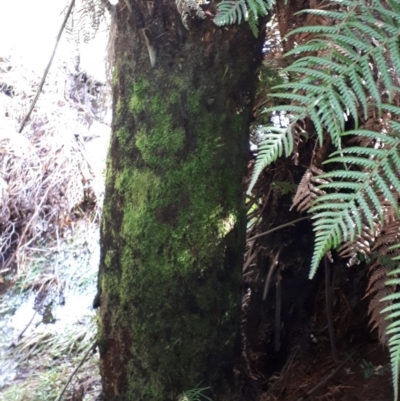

115,98,123,117
100,68,246,400
173,75,186,90
112,64,118,86
115,127,129,147
187,90,202,115
129,78,149,113
104,250,114,269
170,91,180,104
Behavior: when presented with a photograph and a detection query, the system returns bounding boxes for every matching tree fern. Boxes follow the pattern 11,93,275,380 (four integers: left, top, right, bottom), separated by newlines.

246,0,400,397
248,0,400,193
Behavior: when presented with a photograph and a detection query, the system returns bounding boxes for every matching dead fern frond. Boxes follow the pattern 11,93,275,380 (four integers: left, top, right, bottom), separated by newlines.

65,0,109,45
365,220,400,344
338,225,375,266
290,165,326,213
372,219,400,252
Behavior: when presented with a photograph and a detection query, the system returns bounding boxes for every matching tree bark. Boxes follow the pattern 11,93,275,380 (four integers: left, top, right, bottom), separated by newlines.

98,2,264,400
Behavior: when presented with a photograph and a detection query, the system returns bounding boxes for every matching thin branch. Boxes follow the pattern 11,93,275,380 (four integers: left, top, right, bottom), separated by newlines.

55,341,97,401
247,216,310,242
243,247,259,272
18,0,75,133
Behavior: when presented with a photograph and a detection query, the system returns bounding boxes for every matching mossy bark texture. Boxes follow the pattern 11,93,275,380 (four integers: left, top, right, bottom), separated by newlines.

98,2,263,400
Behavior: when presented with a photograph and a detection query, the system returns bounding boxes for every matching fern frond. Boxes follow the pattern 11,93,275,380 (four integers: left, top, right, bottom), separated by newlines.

64,0,108,45
248,0,400,192
367,265,392,341
247,126,294,193
309,127,400,278
364,223,400,343
247,10,259,37
214,0,273,35
250,0,275,35
376,237,400,401
214,0,247,26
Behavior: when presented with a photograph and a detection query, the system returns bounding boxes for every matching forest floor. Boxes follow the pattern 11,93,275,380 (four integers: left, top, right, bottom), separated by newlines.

243,260,394,401
260,339,392,401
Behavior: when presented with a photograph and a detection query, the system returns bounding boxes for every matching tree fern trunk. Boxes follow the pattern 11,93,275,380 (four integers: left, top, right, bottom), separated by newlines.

97,2,264,400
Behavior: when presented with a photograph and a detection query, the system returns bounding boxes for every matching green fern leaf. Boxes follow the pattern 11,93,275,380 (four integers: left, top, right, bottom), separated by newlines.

214,0,247,26
309,128,400,278
247,127,294,193
214,0,273,30
382,288,400,401
381,243,400,401
247,10,259,37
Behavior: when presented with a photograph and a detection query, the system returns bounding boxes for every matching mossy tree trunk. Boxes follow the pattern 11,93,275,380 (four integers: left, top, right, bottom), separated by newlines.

98,2,264,400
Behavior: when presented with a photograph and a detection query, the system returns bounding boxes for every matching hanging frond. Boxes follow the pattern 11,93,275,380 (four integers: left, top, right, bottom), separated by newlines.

176,0,207,30
309,126,400,278
367,266,392,342
247,125,294,192
64,0,109,45
365,221,400,344
214,0,274,36
380,241,400,401
214,0,248,26
247,10,259,37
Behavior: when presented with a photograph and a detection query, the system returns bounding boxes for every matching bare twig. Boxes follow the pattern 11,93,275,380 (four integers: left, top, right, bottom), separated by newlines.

263,246,283,301
18,0,75,133
247,216,310,242
243,247,259,272
56,341,97,401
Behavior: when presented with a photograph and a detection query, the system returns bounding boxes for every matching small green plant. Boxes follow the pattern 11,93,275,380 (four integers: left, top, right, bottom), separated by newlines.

178,386,212,401
360,359,387,379
271,181,297,196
